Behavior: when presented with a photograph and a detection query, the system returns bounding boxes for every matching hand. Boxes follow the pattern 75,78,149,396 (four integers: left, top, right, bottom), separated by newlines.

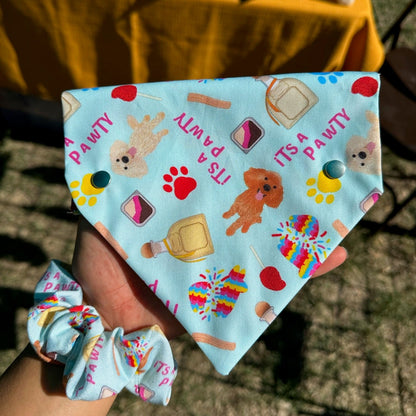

71,217,347,338
71,217,185,339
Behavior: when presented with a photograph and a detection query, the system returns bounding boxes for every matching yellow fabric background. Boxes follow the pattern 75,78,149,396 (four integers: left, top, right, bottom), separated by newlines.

0,0,384,100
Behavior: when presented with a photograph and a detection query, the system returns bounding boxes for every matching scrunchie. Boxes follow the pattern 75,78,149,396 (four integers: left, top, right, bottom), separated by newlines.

27,260,177,405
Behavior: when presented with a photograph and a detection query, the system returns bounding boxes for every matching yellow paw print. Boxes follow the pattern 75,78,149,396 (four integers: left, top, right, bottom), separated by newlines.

70,173,105,207
306,171,342,204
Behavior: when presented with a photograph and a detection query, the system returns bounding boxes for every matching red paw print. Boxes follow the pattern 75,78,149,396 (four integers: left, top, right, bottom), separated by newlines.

163,166,197,200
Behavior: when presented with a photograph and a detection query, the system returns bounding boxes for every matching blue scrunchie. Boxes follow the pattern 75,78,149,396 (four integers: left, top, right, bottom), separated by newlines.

27,260,176,404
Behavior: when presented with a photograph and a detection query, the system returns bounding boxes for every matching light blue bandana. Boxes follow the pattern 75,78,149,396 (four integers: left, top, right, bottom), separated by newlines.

62,72,382,375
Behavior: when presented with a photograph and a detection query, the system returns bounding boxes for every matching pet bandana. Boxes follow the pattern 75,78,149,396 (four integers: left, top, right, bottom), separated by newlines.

62,72,382,376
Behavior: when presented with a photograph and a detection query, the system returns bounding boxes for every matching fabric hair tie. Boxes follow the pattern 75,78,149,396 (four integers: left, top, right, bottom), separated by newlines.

27,260,176,405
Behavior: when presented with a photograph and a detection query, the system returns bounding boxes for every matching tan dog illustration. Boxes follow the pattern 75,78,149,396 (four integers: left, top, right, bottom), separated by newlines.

345,110,381,175
110,112,168,178
223,167,284,236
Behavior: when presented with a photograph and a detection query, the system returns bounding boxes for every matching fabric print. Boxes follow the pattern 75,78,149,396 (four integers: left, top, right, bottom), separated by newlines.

192,332,236,351
68,305,99,334
230,117,265,153
360,188,382,213
189,266,247,321
111,85,138,102
163,166,197,200
100,386,117,399
119,335,153,375
272,215,331,279
30,294,59,315
255,301,277,324
37,306,67,327
121,191,155,226
198,78,224,84
62,91,81,122
187,92,231,109
33,340,59,363
61,72,383,377
306,170,342,204
351,76,379,97
332,219,350,238
29,295,66,327
110,112,168,178
223,168,283,236
313,72,344,84
345,111,381,175
136,384,155,401
111,85,162,102
250,245,286,291
256,75,319,128
141,214,214,262
82,335,101,362
70,173,106,207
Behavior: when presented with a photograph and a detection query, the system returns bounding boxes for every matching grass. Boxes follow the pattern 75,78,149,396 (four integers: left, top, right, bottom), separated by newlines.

0,1,415,415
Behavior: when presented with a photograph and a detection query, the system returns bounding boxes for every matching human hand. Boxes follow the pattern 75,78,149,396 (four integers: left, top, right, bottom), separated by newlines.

71,217,347,339
71,217,185,339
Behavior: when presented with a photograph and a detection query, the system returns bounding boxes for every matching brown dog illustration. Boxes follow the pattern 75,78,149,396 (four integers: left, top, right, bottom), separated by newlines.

223,167,284,236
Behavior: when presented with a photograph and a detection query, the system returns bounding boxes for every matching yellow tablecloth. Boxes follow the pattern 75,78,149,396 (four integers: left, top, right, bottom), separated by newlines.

0,0,384,100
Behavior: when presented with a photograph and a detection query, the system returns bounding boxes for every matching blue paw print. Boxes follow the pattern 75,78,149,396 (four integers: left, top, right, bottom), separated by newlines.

313,72,344,85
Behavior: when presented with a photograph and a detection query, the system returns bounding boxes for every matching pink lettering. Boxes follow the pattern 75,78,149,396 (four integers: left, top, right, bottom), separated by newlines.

303,147,315,160
297,133,308,143
80,143,91,153
210,166,231,185
315,139,326,149
286,143,298,155
189,125,204,139
198,152,208,163
203,136,213,146
211,146,224,158
173,113,193,133
92,112,113,133
165,300,179,316
69,151,81,165
68,113,113,165
87,129,101,143
274,146,292,167
89,348,100,361
86,373,95,385
64,137,74,146
322,124,337,139
149,280,159,293
159,378,169,386
154,361,165,372
328,108,350,129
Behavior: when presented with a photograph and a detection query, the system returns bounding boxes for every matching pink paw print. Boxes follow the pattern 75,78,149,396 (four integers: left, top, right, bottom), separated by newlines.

163,166,197,200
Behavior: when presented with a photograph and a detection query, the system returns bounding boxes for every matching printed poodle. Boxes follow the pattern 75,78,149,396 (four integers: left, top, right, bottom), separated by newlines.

223,167,284,236
345,110,381,175
110,112,168,178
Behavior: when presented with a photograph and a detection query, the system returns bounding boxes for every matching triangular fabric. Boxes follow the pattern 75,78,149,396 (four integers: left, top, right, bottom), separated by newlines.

63,72,382,375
